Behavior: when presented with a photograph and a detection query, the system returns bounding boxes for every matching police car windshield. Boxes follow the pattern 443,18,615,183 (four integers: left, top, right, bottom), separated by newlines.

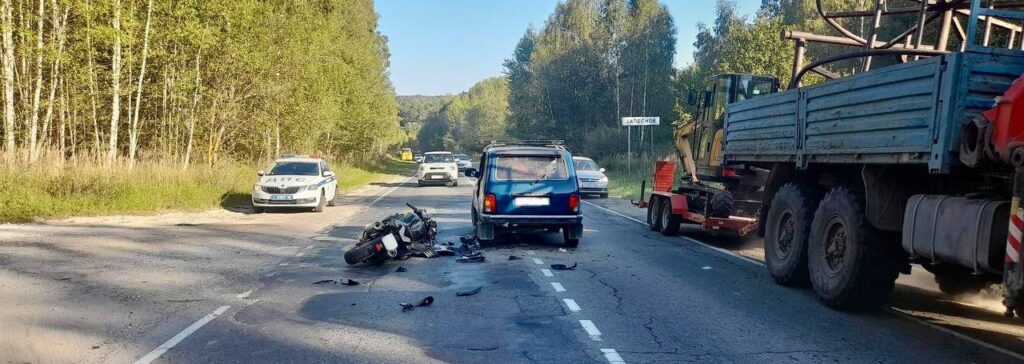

268,162,319,176
425,154,453,163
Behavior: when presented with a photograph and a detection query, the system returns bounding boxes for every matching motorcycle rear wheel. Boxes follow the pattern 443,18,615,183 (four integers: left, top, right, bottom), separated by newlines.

344,241,382,265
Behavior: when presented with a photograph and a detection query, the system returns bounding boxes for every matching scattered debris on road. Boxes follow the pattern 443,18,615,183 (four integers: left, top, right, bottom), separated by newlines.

395,266,408,272
550,263,578,270
312,279,335,285
509,255,522,260
456,287,483,296
457,251,486,263
340,279,360,286
400,296,435,311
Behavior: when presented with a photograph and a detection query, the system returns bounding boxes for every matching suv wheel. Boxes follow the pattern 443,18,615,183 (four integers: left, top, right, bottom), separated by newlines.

563,228,580,248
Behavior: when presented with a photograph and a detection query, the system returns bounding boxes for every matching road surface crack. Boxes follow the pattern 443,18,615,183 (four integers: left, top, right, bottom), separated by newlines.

643,315,666,349
582,268,623,308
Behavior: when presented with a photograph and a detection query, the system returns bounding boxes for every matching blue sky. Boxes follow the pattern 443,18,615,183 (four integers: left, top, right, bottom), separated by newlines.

375,1,760,95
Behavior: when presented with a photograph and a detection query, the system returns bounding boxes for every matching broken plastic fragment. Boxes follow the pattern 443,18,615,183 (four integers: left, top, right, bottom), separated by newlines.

400,296,435,311
550,263,578,270
456,287,483,296
395,266,408,272
457,253,486,263
312,279,335,285
508,255,522,260
340,279,360,286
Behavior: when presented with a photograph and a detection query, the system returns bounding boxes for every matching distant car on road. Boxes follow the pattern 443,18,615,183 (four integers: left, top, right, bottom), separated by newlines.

418,151,459,187
252,156,337,213
573,157,609,198
465,141,582,247
454,153,472,171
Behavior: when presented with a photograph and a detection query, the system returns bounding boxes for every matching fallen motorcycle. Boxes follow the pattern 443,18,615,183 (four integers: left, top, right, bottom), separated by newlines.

344,203,439,265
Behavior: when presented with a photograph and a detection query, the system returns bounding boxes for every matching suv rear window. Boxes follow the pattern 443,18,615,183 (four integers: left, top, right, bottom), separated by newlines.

493,156,568,181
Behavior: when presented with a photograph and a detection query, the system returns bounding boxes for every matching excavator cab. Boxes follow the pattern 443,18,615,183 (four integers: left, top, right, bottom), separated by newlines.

688,74,779,179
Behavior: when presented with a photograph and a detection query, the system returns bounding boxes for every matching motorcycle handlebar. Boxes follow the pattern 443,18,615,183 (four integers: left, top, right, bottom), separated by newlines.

406,202,425,217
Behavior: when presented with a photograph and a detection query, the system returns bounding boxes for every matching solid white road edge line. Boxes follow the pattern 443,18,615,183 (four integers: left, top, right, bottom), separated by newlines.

581,200,763,267
601,348,626,364
551,282,566,292
890,308,1024,362
541,268,554,277
134,305,231,364
532,258,544,265
370,176,415,206
584,201,1024,359
579,320,602,341
563,298,582,312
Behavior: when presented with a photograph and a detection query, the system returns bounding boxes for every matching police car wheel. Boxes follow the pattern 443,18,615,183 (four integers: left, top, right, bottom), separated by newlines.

313,191,326,213
327,189,337,206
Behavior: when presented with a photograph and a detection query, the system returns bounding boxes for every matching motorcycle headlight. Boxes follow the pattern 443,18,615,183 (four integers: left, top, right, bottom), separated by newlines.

598,176,608,183
306,184,320,191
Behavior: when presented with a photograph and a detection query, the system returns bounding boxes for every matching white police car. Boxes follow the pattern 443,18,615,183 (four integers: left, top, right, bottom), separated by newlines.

251,157,338,213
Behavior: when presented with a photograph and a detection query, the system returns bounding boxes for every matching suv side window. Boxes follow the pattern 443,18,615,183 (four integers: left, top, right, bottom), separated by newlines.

321,161,331,174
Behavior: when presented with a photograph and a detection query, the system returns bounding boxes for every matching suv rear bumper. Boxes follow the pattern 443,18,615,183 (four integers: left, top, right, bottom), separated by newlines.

480,214,583,225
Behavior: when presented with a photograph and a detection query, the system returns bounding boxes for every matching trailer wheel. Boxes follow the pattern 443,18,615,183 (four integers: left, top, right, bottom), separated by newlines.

808,187,899,310
764,183,817,287
660,198,682,236
648,197,663,231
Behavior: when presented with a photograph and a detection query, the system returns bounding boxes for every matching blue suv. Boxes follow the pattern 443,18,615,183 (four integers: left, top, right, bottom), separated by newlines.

464,141,583,247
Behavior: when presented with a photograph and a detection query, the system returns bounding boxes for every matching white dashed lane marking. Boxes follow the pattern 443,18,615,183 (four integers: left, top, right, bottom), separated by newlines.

551,282,566,292
579,320,602,341
601,348,626,363
134,306,231,364
541,269,554,277
563,298,581,312
236,289,255,299
532,258,544,265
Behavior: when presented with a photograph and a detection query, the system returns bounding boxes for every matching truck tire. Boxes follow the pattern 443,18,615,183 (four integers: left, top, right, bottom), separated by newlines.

648,197,663,231
660,198,682,236
808,187,899,310
708,191,735,218
764,183,817,287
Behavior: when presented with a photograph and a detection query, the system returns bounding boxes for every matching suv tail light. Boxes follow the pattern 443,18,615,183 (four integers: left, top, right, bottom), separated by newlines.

568,194,580,213
484,194,496,213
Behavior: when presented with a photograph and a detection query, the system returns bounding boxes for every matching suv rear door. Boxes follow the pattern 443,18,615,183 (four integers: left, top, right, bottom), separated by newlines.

487,151,578,215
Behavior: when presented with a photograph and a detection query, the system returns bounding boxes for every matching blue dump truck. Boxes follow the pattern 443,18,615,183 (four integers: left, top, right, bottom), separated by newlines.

714,1,1024,314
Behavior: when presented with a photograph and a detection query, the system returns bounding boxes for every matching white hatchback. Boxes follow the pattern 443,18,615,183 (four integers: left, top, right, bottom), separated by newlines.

251,157,338,213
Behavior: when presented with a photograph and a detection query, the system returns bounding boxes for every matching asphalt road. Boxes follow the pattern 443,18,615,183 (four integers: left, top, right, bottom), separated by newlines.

2,174,1023,363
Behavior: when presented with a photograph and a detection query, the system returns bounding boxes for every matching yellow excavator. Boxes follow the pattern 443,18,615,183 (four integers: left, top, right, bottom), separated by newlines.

662,73,779,220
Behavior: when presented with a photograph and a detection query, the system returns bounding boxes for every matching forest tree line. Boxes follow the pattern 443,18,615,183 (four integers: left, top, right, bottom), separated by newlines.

0,0,401,168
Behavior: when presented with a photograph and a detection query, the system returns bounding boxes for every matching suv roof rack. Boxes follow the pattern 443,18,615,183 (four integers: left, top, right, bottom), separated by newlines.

485,140,569,151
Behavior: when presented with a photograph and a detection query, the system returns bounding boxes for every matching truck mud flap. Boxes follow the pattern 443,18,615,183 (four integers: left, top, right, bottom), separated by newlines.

1005,198,1023,317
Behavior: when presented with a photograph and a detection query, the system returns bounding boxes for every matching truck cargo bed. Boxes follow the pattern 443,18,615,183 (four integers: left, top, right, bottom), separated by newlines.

723,50,1024,173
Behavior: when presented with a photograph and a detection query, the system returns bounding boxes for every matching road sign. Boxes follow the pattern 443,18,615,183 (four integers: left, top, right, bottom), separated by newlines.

621,117,660,126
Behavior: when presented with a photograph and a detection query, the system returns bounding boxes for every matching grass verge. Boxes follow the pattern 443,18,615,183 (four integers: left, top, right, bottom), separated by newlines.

0,158,415,223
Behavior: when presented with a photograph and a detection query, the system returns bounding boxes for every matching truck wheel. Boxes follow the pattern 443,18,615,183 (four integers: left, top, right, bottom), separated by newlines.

660,198,682,236
764,183,817,286
808,187,899,310
648,197,663,231
708,191,735,218
313,191,326,213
